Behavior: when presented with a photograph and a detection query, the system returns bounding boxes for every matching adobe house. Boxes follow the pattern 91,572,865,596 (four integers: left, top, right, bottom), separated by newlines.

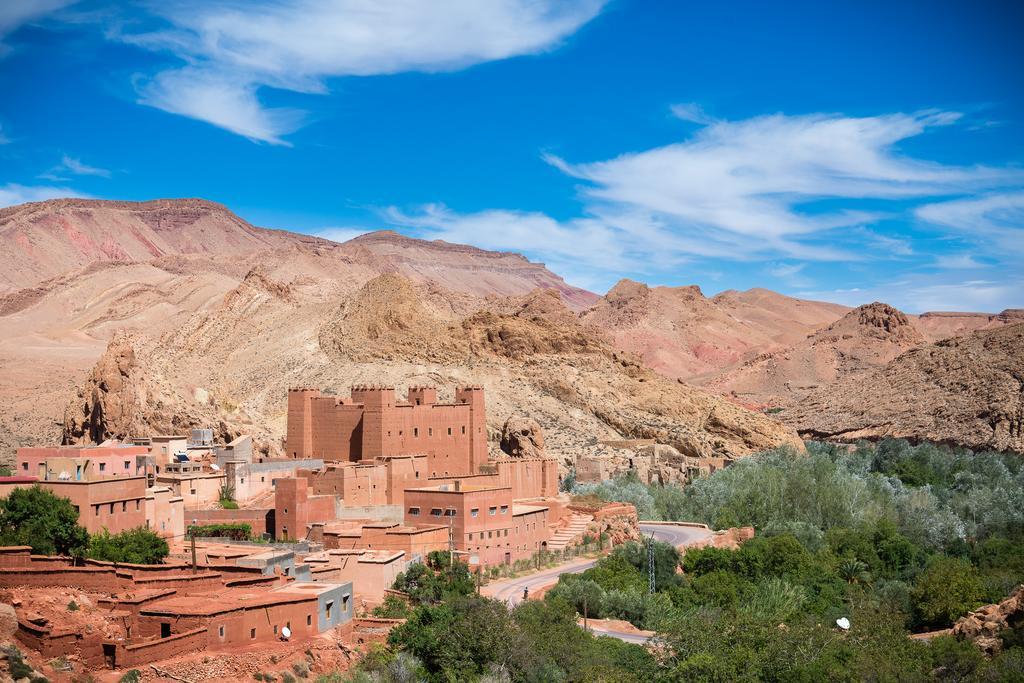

403,481,551,567
17,444,153,480
285,385,487,477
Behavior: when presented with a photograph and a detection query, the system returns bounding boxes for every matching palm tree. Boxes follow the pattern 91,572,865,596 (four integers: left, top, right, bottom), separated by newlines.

838,557,871,585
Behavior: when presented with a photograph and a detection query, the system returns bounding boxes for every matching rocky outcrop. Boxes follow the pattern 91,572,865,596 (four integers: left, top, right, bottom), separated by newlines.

952,584,1024,655
499,416,546,458
791,323,1024,453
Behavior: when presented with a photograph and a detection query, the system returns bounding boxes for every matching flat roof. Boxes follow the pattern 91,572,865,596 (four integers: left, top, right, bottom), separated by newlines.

513,504,549,515
139,583,349,617
405,484,511,493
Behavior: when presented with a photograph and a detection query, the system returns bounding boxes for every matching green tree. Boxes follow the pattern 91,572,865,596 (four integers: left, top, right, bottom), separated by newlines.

87,527,169,564
0,485,89,556
912,557,986,629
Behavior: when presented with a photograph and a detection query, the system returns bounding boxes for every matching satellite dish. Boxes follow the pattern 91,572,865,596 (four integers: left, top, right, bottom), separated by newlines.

210,463,220,471
281,626,291,640
836,617,851,630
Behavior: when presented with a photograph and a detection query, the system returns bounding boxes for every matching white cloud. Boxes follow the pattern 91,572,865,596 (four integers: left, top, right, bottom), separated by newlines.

0,0,74,55
0,182,87,207
119,0,605,144
385,110,1023,294
933,254,988,270
670,102,716,125
316,226,372,244
0,125,8,144
550,110,1019,247
798,276,1022,313
916,192,1024,253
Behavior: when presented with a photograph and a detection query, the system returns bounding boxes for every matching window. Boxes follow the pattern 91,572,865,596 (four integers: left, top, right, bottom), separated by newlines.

430,508,442,517
444,509,456,517
250,628,256,639
413,427,418,437
161,623,171,638
122,501,127,512
21,463,27,471
307,615,312,626
136,500,140,511
468,533,473,540
471,508,479,517
428,427,433,436
488,531,493,539
489,507,496,516
219,625,225,638
190,489,196,495
447,427,452,436
99,463,106,472
461,426,466,435
342,594,350,611
504,529,508,537
261,476,265,482
408,507,420,516
500,505,508,514
95,506,99,516
124,460,131,470
325,600,334,619
109,503,114,514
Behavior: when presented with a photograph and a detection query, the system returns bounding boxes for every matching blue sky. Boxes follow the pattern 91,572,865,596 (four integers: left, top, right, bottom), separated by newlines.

1,0,1022,312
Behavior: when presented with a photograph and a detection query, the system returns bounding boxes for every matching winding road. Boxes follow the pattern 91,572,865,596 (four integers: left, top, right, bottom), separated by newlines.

483,522,713,642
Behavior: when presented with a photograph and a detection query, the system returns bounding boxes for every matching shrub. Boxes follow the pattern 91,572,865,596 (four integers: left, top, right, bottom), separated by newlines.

291,661,309,678
88,527,169,564
67,600,79,611
189,522,253,540
118,671,142,683
912,557,986,629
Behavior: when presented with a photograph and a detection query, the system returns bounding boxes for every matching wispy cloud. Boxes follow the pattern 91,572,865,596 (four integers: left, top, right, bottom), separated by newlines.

386,109,1022,299
116,0,605,144
800,275,1022,313
0,0,75,56
669,102,717,125
39,154,111,180
916,192,1024,254
0,182,87,208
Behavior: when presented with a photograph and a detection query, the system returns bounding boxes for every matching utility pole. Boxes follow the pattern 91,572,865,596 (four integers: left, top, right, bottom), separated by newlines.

647,533,655,594
190,519,198,574
447,509,455,573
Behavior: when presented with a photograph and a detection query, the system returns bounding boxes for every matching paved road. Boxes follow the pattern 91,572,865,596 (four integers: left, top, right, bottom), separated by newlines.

485,522,713,643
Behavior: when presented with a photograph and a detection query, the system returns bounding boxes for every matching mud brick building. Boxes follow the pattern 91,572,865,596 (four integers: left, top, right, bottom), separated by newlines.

285,385,487,477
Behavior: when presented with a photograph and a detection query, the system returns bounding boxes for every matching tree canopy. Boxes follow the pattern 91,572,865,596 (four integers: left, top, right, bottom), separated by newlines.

0,485,89,556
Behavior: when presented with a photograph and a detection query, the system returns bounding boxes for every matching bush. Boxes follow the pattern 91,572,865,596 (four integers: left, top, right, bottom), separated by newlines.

189,522,253,540
912,557,986,629
67,600,79,611
88,527,169,564
118,671,142,683
0,486,89,556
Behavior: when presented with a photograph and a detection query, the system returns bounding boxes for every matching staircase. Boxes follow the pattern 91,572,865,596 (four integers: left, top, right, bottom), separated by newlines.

546,513,593,552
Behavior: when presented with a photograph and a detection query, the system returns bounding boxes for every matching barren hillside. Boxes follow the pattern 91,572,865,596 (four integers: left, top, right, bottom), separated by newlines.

788,323,1024,453
63,275,805,470
579,279,847,380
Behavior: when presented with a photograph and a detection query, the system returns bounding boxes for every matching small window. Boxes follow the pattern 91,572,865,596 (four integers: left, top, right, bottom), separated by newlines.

413,427,418,437
489,507,497,516
136,500,140,511
447,427,452,436
408,507,420,515
471,508,479,517
261,476,265,482
488,531,493,539
190,489,196,495
430,508,442,517
326,600,333,619
99,463,106,472
444,509,456,517
284,508,288,514
109,503,114,514
241,478,245,484
428,427,433,437
95,506,99,516
342,594,350,611
307,614,312,626
504,529,508,537
468,533,473,540
21,462,27,471
124,460,131,470
500,505,508,514
461,426,466,435
250,628,256,639
219,625,225,638
122,501,127,512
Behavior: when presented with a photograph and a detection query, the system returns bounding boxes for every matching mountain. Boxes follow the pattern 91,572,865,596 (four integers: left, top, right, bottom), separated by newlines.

63,275,805,469
703,302,928,405
0,198,594,458
579,279,848,380
788,323,1024,453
